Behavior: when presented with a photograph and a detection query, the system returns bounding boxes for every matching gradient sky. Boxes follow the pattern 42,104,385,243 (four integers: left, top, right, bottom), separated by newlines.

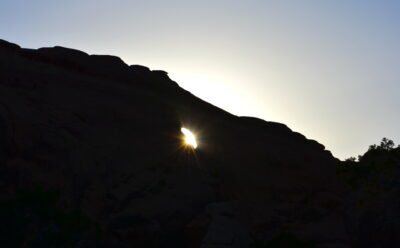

1,0,399,159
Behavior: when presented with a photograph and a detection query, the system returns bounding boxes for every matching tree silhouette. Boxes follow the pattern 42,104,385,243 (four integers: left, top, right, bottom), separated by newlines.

379,137,395,150
368,137,396,151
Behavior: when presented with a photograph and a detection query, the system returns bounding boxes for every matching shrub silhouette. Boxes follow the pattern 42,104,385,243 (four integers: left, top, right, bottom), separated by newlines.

338,137,400,191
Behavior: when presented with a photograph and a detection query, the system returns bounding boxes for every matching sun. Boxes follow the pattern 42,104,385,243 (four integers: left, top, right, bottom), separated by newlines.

181,127,198,149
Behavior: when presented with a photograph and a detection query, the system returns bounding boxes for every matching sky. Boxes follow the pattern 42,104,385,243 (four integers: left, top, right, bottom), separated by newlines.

1,0,399,159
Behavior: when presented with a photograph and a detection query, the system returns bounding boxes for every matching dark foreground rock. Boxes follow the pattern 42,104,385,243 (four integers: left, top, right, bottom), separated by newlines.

0,39,352,247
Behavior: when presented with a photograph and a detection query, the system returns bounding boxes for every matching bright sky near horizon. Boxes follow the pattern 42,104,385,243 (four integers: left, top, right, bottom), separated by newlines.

1,0,399,159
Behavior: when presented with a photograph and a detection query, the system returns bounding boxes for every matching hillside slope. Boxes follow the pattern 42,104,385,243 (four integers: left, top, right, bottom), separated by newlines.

0,39,347,247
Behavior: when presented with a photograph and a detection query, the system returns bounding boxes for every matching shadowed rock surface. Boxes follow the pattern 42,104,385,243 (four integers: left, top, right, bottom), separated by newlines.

0,39,352,247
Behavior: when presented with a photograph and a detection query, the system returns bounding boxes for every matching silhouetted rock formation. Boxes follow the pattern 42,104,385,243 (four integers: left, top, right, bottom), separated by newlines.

0,39,349,247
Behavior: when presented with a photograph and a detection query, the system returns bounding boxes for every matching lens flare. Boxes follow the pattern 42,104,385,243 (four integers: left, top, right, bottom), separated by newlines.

181,127,197,149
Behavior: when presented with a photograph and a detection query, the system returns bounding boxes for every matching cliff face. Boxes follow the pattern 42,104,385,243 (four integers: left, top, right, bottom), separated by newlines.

0,39,347,247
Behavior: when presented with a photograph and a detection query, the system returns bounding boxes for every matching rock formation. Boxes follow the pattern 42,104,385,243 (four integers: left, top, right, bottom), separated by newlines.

0,39,349,247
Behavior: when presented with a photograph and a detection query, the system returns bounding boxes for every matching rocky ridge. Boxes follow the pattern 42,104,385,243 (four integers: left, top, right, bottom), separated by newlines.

0,39,347,247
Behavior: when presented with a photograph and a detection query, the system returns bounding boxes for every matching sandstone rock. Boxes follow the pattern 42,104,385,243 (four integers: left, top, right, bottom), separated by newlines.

201,202,252,248
0,39,347,247
0,39,20,50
